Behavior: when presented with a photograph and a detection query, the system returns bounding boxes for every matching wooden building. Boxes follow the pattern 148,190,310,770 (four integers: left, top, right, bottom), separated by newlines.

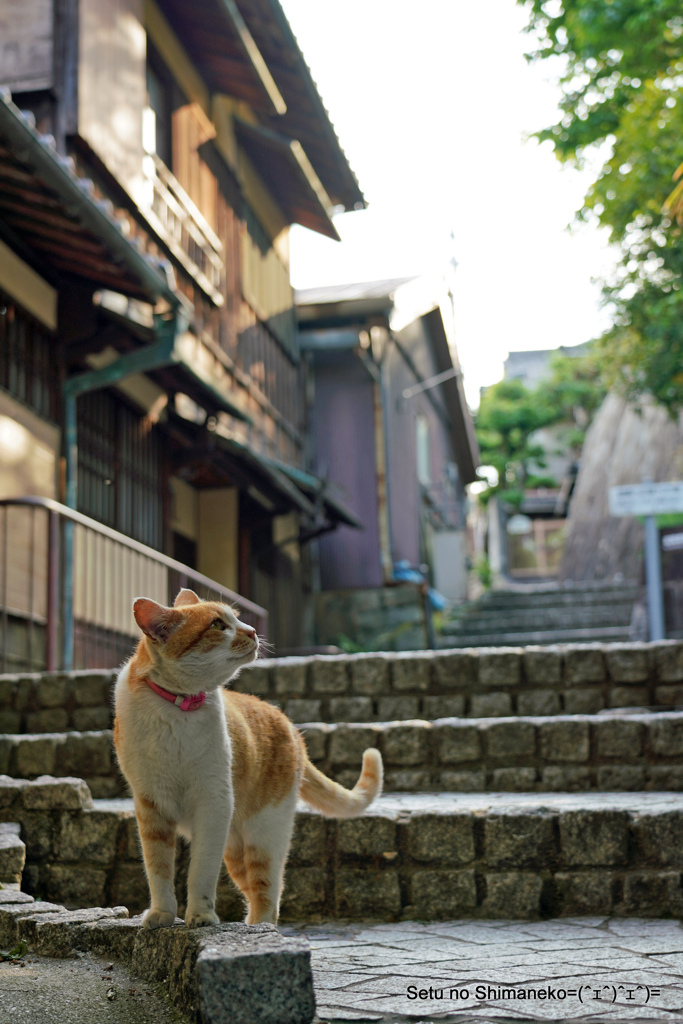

0,0,362,666
297,277,480,639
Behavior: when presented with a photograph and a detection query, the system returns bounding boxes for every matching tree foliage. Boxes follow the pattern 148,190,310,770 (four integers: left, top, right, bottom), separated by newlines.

518,0,683,413
475,349,606,506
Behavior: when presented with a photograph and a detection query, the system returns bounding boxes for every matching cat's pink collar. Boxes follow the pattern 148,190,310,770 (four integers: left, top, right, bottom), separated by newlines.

144,677,206,712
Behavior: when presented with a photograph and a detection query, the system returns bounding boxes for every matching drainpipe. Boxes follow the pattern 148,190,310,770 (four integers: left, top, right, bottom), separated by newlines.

356,346,394,583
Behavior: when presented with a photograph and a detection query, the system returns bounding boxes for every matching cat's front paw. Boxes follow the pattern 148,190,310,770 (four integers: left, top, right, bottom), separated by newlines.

143,908,176,929
185,908,220,928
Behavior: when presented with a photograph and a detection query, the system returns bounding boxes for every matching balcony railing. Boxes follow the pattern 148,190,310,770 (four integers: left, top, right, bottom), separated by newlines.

141,151,224,305
0,497,267,673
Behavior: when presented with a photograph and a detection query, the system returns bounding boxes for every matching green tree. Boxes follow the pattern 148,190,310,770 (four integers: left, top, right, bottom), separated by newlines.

518,0,683,413
475,349,606,505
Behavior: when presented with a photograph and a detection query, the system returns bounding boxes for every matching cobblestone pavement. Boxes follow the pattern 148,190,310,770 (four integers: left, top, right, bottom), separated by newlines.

285,918,683,1023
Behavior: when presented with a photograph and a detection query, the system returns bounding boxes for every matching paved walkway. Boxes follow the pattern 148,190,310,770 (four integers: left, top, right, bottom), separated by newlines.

286,918,683,1023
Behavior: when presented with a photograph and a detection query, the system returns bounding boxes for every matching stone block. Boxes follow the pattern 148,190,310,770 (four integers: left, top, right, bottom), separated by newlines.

329,697,374,722
391,654,431,693
406,812,475,865
284,699,322,724
43,864,108,907
541,767,592,791
25,708,69,733
609,686,649,708
55,731,113,777
596,766,647,790
539,719,590,762
289,815,328,865
279,866,328,920
485,812,555,869
0,738,11,774
0,776,26,809
490,767,537,791
632,811,683,867
409,869,477,918
564,645,605,686
88,777,125,799
72,707,110,731
622,871,683,916
483,720,536,760
647,766,683,790
384,769,431,791
36,676,68,709
554,871,614,915
595,718,644,759
560,810,629,866
235,663,271,696
15,810,55,859
477,649,522,688
13,677,35,711
350,656,390,696
337,815,397,857
22,776,93,810
523,646,562,686
439,770,486,792
422,695,465,719
656,642,683,682
483,872,542,918
650,718,683,756
377,696,419,720
0,711,21,732
124,816,142,860
29,906,128,958
335,868,401,917
431,651,477,690
0,826,25,884
563,689,605,714
434,721,481,764
380,723,430,766
299,725,327,762
517,690,561,716
469,693,512,718
196,924,316,1024
57,809,121,864
605,644,650,683
110,863,148,914
0,901,66,947
14,735,58,777
329,725,378,766
273,659,309,697
72,673,110,707
309,657,349,695
655,685,683,706
0,677,14,707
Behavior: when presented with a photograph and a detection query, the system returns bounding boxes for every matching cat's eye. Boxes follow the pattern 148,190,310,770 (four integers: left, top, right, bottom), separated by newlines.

210,619,226,630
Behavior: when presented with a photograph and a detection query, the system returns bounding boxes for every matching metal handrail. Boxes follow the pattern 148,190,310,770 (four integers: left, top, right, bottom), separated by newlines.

0,496,268,672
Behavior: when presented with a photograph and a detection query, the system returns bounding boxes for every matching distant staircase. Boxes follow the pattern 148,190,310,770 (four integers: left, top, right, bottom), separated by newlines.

438,580,640,648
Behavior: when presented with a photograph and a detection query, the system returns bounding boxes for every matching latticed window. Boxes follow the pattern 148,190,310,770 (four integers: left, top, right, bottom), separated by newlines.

0,290,58,421
77,390,164,550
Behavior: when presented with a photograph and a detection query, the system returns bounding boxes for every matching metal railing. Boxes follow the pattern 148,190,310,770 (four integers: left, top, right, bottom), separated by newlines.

0,497,267,673
141,151,223,304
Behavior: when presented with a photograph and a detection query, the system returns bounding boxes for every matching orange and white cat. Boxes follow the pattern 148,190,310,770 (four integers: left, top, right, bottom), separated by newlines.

114,589,382,929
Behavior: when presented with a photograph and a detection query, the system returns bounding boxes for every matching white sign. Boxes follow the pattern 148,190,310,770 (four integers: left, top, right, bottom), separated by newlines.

609,482,683,517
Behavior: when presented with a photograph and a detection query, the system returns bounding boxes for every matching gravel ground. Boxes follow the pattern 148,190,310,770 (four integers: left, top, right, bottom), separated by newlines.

0,950,191,1024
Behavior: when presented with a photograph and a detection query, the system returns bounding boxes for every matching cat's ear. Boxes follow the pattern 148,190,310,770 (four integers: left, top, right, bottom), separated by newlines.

174,589,200,608
133,598,182,643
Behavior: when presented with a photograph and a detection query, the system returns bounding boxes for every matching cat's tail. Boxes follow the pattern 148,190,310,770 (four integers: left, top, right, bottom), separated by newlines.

299,748,383,819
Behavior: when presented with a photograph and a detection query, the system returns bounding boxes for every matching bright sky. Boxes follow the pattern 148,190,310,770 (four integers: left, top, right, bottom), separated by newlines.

280,0,617,408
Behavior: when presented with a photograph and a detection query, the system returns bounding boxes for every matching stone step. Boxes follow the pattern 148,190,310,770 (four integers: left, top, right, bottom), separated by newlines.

438,625,634,648
0,890,314,1024
0,821,25,887
444,607,635,632
6,711,683,798
464,583,640,611
3,776,683,922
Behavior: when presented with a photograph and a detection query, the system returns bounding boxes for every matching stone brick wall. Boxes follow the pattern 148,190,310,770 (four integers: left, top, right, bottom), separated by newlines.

0,730,122,798
303,712,683,793
2,643,683,730
3,777,683,921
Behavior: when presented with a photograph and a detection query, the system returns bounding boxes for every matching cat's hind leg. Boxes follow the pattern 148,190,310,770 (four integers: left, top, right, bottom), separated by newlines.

236,790,298,925
135,795,178,929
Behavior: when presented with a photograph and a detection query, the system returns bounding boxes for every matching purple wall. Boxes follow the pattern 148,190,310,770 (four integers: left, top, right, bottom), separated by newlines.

311,351,383,589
